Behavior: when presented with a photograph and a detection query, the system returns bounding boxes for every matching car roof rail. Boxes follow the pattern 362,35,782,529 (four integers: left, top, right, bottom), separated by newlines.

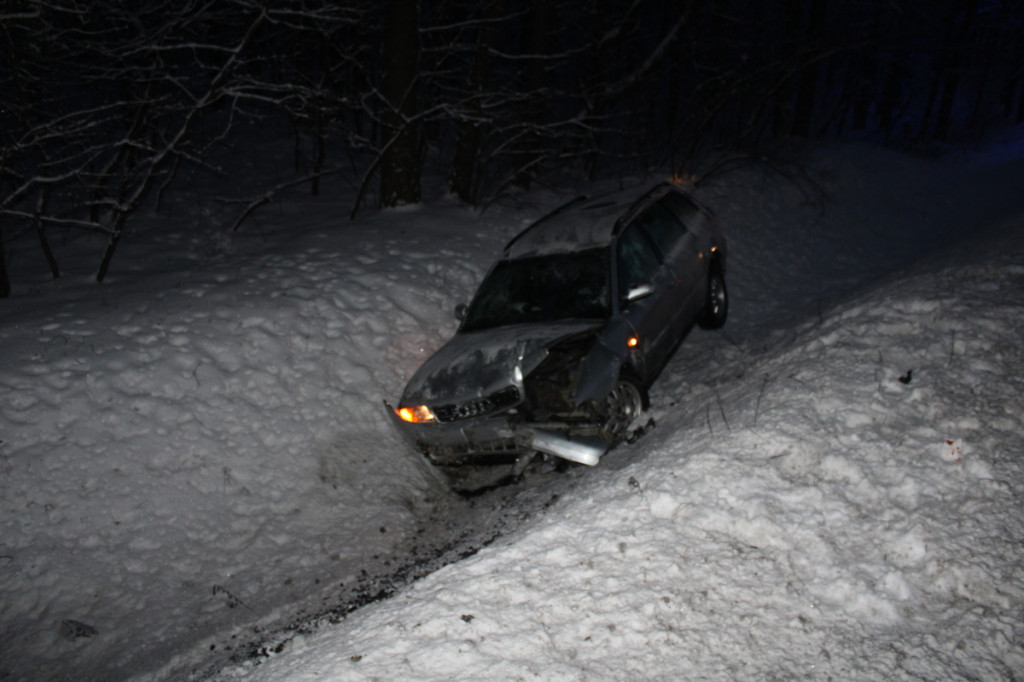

611,181,674,236
504,194,589,253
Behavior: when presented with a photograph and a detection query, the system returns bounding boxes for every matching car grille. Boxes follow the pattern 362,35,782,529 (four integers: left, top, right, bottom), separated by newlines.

433,385,521,423
419,438,525,465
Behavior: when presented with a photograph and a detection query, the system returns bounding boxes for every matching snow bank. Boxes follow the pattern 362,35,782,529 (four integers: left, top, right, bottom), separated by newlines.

0,197,528,679
2,132,1023,680
215,214,1024,680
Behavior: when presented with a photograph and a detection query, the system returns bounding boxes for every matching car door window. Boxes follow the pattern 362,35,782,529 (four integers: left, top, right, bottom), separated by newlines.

637,203,688,259
617,224,661,299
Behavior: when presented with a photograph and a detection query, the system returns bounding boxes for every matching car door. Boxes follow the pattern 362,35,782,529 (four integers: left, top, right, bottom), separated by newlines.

615,219,680,381
637,201,705,338
660,192,714,320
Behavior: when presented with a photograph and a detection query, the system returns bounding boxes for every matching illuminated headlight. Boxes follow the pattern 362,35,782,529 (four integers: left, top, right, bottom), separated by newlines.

395,405,436,424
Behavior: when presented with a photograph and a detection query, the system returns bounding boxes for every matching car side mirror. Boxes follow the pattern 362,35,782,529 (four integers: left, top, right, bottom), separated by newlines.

455,303,468,321
626,283,654,302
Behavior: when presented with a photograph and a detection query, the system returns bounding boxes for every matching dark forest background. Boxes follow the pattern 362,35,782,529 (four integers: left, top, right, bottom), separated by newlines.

2,0,1023,295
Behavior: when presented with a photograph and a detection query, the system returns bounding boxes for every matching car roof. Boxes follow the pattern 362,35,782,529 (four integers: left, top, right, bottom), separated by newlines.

503,181,684,259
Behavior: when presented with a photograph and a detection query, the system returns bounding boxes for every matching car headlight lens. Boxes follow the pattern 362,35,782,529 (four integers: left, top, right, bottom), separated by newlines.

396,405,436,424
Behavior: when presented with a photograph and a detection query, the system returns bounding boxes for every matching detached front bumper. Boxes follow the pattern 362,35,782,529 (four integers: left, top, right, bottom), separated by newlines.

385,401,607,467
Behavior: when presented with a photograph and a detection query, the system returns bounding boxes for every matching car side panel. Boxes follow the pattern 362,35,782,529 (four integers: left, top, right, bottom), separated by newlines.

661,221,706,339
615,223,684,381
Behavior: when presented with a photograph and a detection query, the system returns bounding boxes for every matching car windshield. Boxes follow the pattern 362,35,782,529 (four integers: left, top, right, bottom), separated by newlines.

461,249,611,331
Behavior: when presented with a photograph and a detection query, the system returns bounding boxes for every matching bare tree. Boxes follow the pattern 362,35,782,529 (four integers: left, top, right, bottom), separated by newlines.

791,0,828,137
448,1,505,204
0,227,9,298
933,0,979,141
379,0,422,208
2,0,1021,296
1,1,367,286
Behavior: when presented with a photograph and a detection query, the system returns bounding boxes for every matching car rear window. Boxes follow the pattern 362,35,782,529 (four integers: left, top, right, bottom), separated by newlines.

661,192,701,226
635,203,688,259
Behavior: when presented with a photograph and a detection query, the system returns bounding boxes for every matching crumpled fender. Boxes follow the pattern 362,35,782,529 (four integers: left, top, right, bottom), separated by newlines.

573,318,632,405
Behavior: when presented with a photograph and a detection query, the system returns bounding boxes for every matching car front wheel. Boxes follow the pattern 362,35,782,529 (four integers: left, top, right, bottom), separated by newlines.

697,267,728,330
598,376,647,442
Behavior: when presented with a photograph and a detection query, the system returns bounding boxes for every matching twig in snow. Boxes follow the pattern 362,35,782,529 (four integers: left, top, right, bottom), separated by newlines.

716,392,731,432
720,330,743,351
948,329,956,367
706,403,713,437
212,584,252,611
752,375,769,427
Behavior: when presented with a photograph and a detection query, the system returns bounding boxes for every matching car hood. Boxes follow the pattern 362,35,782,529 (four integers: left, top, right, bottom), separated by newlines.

401,321,603,405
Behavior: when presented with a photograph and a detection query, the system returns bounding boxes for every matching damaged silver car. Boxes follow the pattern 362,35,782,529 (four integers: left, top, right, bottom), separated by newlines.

388,181,728,490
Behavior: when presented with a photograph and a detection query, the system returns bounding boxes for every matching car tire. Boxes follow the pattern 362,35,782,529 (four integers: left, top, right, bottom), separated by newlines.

697,267,728,330
599,374,648,442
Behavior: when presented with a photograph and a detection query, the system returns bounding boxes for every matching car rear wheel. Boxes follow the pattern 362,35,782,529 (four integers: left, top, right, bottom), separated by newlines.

599,376,647,442
697,267,728,330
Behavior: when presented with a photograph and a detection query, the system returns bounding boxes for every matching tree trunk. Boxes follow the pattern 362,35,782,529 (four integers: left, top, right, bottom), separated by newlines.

773,0,802,137
449,1,502,204
36,185,60,280
850,5,878,133
379,0,421,208
513,0,553,189
934,0,978,141
312,108,325,197
1018,79,1024,124
968,46,993,132
96,212,126,283
0,225,10,299
879,59,903,141
791,0,827,137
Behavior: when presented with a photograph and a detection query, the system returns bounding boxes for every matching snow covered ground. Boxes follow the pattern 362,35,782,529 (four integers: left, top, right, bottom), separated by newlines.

1,131,1023,680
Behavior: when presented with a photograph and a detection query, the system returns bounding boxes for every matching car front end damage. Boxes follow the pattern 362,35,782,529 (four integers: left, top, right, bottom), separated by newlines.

387,400,609,466
387,324,623,485
385,394,610,491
